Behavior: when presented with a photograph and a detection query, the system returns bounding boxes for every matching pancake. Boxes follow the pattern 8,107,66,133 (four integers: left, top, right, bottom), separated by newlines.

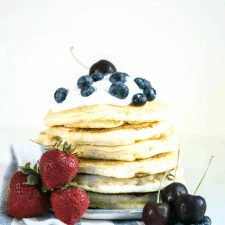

37,66,185,211
38,121,173,146
75,135,178,161
37,134,178,161
87,192,157,209
65,120,124,128
78,151,178,178
71,167,184,193
44,100,172,128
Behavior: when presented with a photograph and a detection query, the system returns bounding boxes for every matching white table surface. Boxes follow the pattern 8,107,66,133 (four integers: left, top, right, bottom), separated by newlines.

0,126,224,224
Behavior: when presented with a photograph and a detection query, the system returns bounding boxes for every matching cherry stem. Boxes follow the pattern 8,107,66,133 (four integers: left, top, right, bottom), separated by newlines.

194,155,214,195
173,145,180,182
157,168,174,203
70,46,89,69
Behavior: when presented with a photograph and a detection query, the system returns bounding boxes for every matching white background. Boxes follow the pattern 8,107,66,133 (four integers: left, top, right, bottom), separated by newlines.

0,0,225,135
0,1,225,224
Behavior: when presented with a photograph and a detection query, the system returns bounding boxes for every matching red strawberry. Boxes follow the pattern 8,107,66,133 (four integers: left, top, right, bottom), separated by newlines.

40,149,79,189
51,187,90,225
7,171,51,218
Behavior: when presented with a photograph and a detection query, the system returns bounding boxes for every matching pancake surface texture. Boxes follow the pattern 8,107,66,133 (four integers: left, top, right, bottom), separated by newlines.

45,100,172,128
71,167,184,193
78,151,178,178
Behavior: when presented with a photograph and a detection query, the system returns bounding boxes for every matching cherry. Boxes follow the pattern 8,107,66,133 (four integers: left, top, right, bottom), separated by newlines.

142,202,171,225
160,150,187,209
142,169,174,225
89,60,117,75
160,182,188,208
175,193,206,223
175,156,213,224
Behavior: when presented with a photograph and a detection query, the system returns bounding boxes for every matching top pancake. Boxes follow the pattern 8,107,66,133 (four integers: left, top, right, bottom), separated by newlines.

44,100,172,128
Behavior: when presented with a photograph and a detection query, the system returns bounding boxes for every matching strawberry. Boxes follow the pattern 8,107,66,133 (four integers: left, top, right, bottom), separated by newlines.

6,171,51,218
51,187,90,225
40,142,79,190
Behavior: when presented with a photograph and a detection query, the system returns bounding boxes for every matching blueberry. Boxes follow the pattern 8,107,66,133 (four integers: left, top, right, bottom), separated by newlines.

134,77,151,89
167,215,211,225
199,216,212,225
132,93,147,106
77,75,93,89
109,82,129,99
143,86,156,101
91,72,104,82
81,85,95,97
89,60,117,75
109,72,128,83
54,87,68,103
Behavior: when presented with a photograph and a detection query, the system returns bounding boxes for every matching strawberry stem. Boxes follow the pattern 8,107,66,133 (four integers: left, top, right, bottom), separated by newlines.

194,155,214,195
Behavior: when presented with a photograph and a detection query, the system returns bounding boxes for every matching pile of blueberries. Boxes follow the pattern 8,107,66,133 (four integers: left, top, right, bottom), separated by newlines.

142,182,212,225
54,60,156,106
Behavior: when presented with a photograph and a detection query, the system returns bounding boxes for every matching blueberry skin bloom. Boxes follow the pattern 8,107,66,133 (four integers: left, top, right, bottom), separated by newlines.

109,72,128,83
132,93,147,106
167,215,212,225
77,75,93,89
134,77,151,89
54,87,68,103
143,86,156,101
200,216,212,225
91,72,104,82
81,85,95,97
109,82,129,99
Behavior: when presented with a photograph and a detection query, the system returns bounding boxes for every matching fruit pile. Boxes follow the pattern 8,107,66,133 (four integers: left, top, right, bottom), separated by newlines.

54,59,156,106
142,156,213,225
6,141,90,225
143,182,211,225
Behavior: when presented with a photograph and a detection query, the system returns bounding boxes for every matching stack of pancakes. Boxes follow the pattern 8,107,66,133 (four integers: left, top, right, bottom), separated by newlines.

38,99,184,209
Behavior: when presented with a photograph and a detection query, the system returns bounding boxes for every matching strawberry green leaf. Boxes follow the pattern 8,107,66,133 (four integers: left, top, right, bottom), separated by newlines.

34,161,40,173
19,161,42,186
24,174,41,185
31,139,78,156
25,162,31,169
19,167,35,175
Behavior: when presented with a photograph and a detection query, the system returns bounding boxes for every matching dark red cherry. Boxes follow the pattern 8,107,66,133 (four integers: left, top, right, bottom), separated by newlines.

175,193,206,223
142,202,171,225
89,60,117,75
160,182,188,208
